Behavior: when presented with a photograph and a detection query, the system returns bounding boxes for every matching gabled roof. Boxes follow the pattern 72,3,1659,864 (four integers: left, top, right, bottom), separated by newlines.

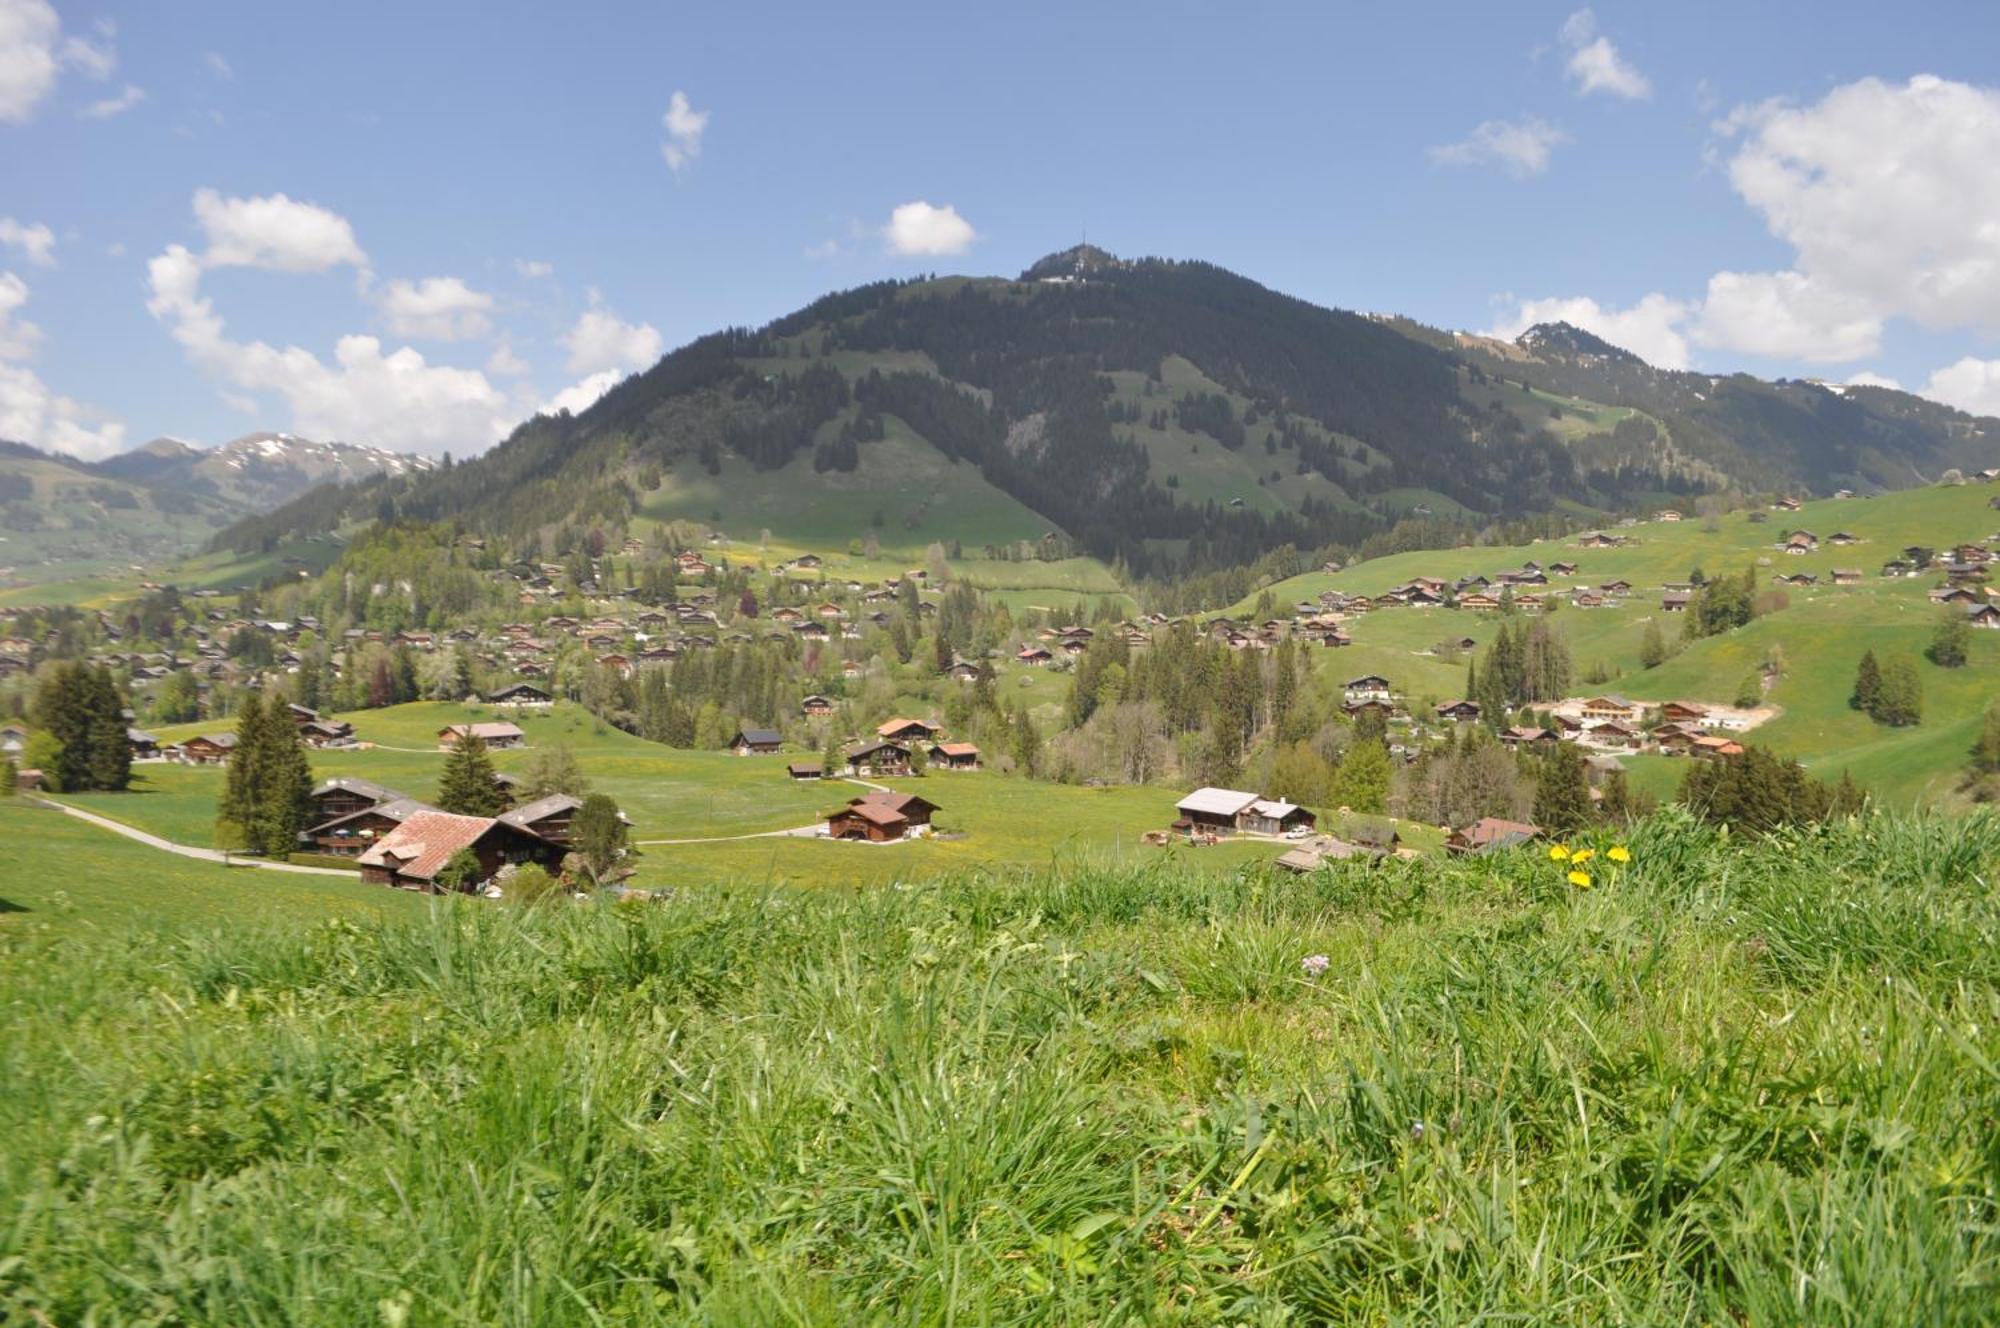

1453,817,1541,851
733,728,783,746
355,811,501,881
310,796,436,835
310,776,405,805
877,717,938,736
1176,787,1261,818
441,722,524,741
499,793,584,828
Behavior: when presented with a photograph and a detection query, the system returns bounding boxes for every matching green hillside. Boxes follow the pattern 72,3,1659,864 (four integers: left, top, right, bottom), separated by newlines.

1237,484,2000,803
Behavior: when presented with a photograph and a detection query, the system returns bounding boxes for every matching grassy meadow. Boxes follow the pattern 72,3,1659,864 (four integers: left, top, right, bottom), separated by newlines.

2,809,1996,1323
52,700,1421,890
0,801,418,936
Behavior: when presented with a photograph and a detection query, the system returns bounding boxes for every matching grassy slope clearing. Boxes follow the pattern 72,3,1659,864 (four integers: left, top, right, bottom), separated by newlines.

2,810,1996,1322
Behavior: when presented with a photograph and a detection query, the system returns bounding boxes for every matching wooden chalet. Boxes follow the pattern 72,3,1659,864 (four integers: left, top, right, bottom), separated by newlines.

176,732,237,765
825,792,938,843
1584,720,1643,749
356,810,563,892
302,795,433,856
439,722,525,750
800,694,835,717
307,776,405,826
1658,700,1707,725
786,761,824,780
1579,695,1640,723
927,742,982,771
126,728,159,759
499,794,597,844
845,739,912,778
1446,817,1541,856
730,728,783,756
876,717,941,743
1016,645,1053,666
1434,699,1482,724
1499,725,1558,750
1172,787,1316,838
487,682,553,708
1343,675,1393,703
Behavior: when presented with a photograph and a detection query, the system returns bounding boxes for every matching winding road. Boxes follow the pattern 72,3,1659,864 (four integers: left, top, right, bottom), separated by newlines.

30,798,358,877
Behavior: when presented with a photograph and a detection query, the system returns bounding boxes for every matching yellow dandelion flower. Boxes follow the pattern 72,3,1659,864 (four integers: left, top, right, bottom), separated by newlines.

1570,848,1596,864
1567,870,1592,889
1548,844,1570,861
1608,845,1631,864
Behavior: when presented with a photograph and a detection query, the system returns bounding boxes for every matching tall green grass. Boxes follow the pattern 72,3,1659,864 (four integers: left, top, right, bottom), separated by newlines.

3,807,1997,1323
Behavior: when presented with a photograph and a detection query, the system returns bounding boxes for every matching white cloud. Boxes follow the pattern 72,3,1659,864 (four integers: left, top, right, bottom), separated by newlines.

513,257,553,279
539,369,620,417
0,362,125,457
57,17,114,81
1485,291,1694,369
0,217,54,266
1844,371,1902,390
1719,76,2000,335
0,268,41,359
0,270,122,458
485,341,529,377
145,196,517,456
660,90,708,172
374,275,494,341
1692,270,1881,362
562,307,661,375
1922,357,2000,417
1559,10,1651,100
79,81,143,118
1429,117,1568,178
192,187,368,273
0,0,60,121
203,50,232,80
883,200,978,256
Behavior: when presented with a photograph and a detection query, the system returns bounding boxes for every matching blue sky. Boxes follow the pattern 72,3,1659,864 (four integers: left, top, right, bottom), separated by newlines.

5,0,2000,459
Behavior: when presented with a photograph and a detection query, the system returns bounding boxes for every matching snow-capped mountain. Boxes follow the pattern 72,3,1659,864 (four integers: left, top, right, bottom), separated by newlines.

96,432,434,507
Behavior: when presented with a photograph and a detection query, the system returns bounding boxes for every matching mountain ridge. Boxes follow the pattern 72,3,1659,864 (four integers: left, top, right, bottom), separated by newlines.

110,247,2000,572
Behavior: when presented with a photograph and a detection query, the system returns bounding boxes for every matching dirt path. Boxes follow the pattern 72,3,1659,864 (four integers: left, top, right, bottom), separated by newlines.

30,799,359,877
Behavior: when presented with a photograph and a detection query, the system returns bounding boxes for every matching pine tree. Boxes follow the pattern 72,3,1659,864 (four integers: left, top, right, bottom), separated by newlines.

249,699,313,856
1532,742,1593,836
217,692,263,845
437,731,504,815
1851,650,1881,713
83,667,130,792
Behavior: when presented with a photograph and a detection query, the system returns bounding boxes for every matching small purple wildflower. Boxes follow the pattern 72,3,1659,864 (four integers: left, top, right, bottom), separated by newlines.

1301,953,1330,977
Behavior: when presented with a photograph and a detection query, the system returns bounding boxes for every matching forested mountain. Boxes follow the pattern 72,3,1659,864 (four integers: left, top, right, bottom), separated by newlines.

214,248,2000,575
